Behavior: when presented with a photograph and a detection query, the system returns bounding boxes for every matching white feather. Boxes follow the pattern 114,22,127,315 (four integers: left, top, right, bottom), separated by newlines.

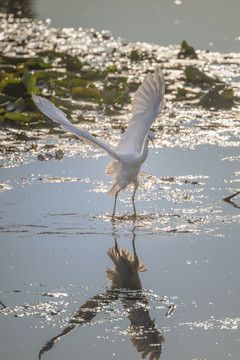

32,67,165,217
32,94,121,161
115,68,165,155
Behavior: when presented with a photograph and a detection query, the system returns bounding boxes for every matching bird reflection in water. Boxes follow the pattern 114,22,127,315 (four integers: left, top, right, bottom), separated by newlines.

39,232,166,359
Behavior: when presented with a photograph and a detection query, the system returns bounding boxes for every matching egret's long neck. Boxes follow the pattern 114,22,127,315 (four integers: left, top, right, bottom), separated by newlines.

140,135,149,163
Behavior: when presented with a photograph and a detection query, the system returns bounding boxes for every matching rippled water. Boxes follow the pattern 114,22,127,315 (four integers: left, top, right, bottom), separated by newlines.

0,14,240,360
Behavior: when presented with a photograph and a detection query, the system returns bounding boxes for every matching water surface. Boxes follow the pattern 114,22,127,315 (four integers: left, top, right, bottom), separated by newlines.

1,0,240,52
0,13,240,360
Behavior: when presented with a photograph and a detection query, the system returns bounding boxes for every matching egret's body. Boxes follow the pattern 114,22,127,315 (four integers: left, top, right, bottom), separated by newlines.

33,67,165,218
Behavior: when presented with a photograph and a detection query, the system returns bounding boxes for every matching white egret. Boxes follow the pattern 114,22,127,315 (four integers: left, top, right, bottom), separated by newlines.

32,67,165,219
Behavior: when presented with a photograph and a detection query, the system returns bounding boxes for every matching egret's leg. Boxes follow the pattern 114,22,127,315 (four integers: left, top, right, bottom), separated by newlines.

131,231,139,267
112,191,119,219
132,180,139,219
114,237,120,255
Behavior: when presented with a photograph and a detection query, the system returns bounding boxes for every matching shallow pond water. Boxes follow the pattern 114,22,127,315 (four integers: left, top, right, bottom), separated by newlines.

1,0,240,52
0,14,240,360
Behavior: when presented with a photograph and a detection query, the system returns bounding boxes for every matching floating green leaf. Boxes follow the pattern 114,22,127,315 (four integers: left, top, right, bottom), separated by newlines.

64,55,83,72
107,65,117,73
200,86,234,108
37,50,67,60
54,88,67,97
178,40,198,59
71,86,100,98
4,112,32,123
81,70,107,80
35,71,59,81
21,72,38,95
185,66,215,85
14,97,25,112
130,49,143,62
176,87,188,99
0,93,15,106
101,88,118,105
2,79,27,98
24,57,52,70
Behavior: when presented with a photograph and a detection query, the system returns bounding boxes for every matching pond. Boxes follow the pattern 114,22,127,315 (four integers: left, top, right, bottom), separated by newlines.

1,0,240,52
0,7,240,360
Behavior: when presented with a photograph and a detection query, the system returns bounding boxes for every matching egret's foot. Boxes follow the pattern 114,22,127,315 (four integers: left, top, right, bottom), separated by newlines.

111,209,117,221
131,213,137,221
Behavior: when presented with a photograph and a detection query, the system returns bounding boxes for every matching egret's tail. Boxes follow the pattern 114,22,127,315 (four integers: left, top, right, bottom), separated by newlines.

105,246,124,288
107,246,148,272
108,182,121,197
105,161,120,176
105,268,119,287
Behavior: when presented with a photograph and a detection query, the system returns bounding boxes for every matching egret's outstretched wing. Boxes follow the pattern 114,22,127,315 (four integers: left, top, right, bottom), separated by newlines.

32,94,120,161
115,68,165,155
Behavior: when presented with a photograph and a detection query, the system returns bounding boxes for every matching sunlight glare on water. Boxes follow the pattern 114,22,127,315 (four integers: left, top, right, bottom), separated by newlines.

0,11,240,360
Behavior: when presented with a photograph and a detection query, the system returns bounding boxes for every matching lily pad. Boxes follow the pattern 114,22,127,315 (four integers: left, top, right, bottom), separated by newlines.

4,112,32,123
176,87,188,99
1,54,38,65
130,49,143,62
107,65,117,73
52,76,92,89
64,54,83,72
14,97,25,112
101,88,118,105
54,87,67,97
24,57,52,70
37,50,67,60
178,40,198,59
2,79,27,98
21,72,38,95
0,93,15,106
200,86,234,108
71,86,100,98
185,66,216,85
80,70,107,80
35,71,59,81
0,70,16,81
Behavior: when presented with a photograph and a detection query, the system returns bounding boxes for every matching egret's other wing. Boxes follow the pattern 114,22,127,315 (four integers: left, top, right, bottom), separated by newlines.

132,68,165,116
115,68,165,155
32,94,120,161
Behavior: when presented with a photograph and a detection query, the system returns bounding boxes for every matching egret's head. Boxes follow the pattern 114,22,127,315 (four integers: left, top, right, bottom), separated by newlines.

148,130,155,147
